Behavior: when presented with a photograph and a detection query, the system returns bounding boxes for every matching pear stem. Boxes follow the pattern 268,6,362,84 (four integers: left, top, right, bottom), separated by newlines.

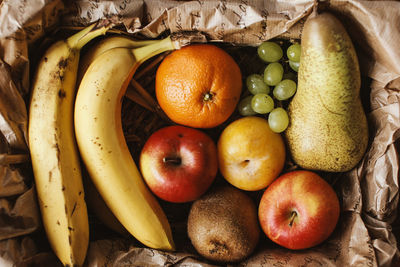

310,0,319,18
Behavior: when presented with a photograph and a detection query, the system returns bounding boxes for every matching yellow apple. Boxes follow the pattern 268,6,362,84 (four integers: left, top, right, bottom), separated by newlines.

217,116,285,191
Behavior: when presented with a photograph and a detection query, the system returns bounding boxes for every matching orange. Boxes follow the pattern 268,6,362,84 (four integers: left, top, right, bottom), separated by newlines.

155,44,242,128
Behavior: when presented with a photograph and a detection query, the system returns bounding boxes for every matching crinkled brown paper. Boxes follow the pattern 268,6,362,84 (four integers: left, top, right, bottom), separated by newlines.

0,0,399,266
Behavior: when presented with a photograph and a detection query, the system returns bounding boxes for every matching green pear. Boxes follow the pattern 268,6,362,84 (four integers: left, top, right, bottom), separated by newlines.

285,12,368,172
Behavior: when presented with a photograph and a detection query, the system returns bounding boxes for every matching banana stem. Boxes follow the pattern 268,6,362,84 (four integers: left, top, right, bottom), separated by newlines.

131,36,176,65
67,23,109,50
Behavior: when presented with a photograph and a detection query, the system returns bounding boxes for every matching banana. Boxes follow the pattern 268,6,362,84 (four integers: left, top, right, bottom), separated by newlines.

82,171,128,235
78,36,158,234
28,24,108,266
74,37,178,251
78,36,157,82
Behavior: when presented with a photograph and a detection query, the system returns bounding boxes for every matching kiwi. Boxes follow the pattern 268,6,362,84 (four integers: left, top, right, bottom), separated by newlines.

187,186,260,263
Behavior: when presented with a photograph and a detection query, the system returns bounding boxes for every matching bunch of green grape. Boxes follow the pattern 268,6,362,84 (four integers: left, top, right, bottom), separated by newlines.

238,41,301,133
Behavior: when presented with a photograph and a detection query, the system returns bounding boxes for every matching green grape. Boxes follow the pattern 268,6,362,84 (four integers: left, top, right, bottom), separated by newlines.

273,79,297,100
238,95,257,116
268,107,289,133
289,60,300,72
246,74,270,95
257,41,283,63
251,93,274,114
264,62,284,86
287,43,301,62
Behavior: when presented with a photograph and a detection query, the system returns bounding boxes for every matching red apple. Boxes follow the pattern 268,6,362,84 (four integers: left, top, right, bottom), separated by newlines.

258,170,340,250
139,125,218,203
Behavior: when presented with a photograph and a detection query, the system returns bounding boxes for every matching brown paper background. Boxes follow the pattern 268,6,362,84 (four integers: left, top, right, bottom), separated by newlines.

0,0,399,266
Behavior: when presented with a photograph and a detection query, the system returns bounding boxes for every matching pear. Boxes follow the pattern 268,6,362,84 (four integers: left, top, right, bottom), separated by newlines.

285,12,368,172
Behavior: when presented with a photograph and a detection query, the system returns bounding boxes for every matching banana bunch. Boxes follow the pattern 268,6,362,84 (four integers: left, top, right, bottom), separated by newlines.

78,36,157,236
29,24,178,266
28,24,108,266
74,36,178,250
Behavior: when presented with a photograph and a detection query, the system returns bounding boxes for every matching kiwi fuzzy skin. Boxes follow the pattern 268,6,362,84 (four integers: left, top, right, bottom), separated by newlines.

187,186,260,263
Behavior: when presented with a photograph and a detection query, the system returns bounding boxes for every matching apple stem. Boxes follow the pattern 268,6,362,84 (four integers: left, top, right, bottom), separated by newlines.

289,211,297,227
163,157,181,165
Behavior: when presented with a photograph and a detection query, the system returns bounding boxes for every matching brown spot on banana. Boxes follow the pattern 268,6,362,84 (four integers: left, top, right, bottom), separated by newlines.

58,58,68,69
58,89,66,98
53,138,61,162
71,202,77,216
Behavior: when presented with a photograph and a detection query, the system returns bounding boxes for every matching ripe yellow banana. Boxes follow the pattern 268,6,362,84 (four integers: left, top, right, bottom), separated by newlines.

74,37,178,251
28,24,108,266
78,36,157,235
78,35,157,82
82,171,128,235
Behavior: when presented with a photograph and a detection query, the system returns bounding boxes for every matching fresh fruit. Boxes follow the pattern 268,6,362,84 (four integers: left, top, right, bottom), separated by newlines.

75,36,178,251
268,107,289,133
246,74,270,95
83,172,128,235
238,95,257,116
285,12,369,172
238,41,300,133
28,24,108,266
286,43,301,62
76,35,158,114
258,170,340,250
289,60,300,72
155,44,242,128
257,41,283,62
217,116,285,191
264,62,284,86
139,125,218,203
78,35,157,82
251,93,274,114
187,186,260,263
273,79,297,100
